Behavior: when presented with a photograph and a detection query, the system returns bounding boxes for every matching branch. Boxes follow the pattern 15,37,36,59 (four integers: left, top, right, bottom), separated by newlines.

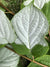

45,36,50,42
0,2,14,15
49,30,50,37
5,45,48,67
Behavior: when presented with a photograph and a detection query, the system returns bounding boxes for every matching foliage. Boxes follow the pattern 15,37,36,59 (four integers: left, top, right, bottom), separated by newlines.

28,62,42,67
42,2,50,25
0,0,50,67
35,55,50,66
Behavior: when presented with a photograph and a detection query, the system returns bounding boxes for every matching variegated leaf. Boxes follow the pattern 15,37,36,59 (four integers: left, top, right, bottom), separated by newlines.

0,10,16,44
11,5,49,49
0,47,19,67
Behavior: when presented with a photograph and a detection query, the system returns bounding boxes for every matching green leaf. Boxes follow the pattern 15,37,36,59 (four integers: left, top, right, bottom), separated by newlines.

12,43,29,55
35,55,50,66
31,44,49,58
42,2,50,25
0,44,6,48
11,5,49,49
0,47,19,67
26,53,33,60
27,62,42,67
0,10,16,47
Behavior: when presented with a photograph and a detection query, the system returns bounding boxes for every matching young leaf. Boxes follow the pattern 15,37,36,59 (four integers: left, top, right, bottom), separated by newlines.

35,55,50,66
42,2,50,25
0,47,19,67
11,5,49,49
34,0,45,9
34,0,50,9
0,10,16,45
27,62,42,67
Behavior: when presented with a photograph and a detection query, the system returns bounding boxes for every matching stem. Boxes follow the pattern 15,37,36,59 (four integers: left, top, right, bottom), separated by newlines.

49,30,50,37
5,45,48,67
0,2,14,15
5,12,13,14
45,36,50,42
33,61,48,67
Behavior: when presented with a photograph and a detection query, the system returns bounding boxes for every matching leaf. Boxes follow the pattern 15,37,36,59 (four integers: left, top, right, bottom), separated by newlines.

26,53,33,60
15,38,49,56
42,2,50,25
31,44,49,58
0,10,16,46
12,43,29,55
34,0,45,9
27,62,42,67
45,0,50,3
0,47,19,67
35,55,50,66
34,0,50,9
11,4,49,49
23,0,50,9
23,0,34,6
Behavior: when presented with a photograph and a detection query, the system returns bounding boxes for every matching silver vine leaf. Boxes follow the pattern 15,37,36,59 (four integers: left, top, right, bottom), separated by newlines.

34,0,50,9
0,10,16,44
11,5,49,49
0,47,19,67
23,0,50,9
